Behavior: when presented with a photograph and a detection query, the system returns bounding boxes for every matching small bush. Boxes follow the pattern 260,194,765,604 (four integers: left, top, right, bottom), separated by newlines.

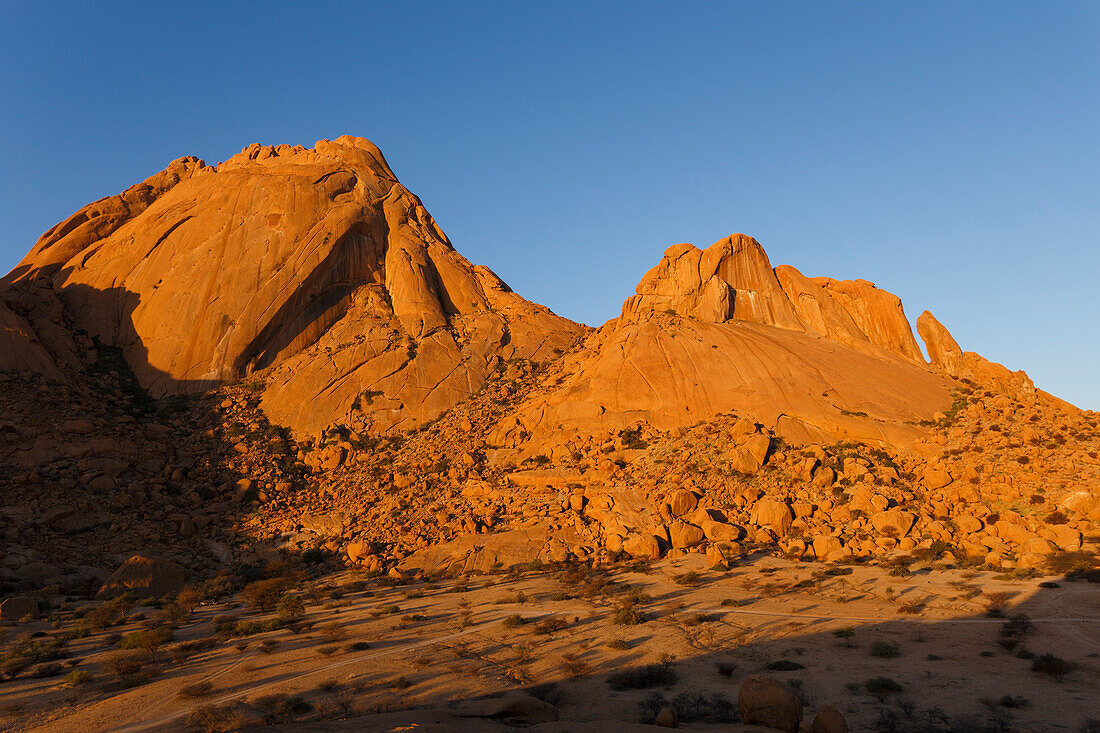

179,681,214,698
606,637,630,650
833,627,855,646
765,659,804,671
258,695,312,723
186,704,244,733
534,617,567,635
675,571,701,587
1001,613,1034,638
63,670,93,687
243,578,293,612
613,606,646,625
865,676,903,701
871,640,900,658
276,595,305,621
119,627,173,660
103,650,145,679
1032,654,1076,681
344,641,370,652
559,652,592,678
501,614,526,629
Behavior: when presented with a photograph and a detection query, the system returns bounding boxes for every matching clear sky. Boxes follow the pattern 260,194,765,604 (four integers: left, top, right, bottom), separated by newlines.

1,2,1097,409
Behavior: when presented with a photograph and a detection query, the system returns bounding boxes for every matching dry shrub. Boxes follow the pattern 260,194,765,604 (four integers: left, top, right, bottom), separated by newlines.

534,617,567,635
103,650,146,679
186,703,244,732
179,681,214,698
559,652,591,678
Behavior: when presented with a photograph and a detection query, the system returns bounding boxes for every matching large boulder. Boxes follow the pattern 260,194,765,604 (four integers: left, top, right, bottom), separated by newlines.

667,489,698,517
622,533,662,560
455,693,559,726
668,521,705,549
870,510,916,538
1048,524,1083,551
0,596,39,623
811,704,849,733
750,498,794,536
95,554,187,600
738,675,803,733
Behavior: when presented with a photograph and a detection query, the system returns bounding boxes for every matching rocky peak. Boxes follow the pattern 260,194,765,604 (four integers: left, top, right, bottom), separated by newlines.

621,234,801,328
2,136,587,438
621,232,925,365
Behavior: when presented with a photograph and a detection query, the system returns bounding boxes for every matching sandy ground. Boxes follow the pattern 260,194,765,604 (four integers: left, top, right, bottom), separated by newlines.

2,555,1097,732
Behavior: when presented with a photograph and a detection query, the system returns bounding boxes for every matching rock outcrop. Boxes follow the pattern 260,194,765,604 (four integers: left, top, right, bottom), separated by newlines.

94,554,187,600
916,310,1037,400
501,235,956,449
3,137,586,437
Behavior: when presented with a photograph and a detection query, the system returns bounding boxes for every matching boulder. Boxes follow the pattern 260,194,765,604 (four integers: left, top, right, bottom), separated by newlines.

668,489,697,517
346,540,373,564
995,521,1036,546
456,693,559,726
622,533,661,560
654,706,678,727
701,518,742,542
812,467,836,488
923,466,953,490
0,596,39,623
738,675,803,733
95,554,186,600
955,514,983,535
812,534,844,560
1062,491,1098,516
811,704,849,733
668,521,704,549
750,498,793,536
1048,524,1083,551
870,510,916,538
1023,537,1058,556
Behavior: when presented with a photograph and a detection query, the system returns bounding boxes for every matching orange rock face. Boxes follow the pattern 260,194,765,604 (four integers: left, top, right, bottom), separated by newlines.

4,136,586,437
503,235,958,449
916,309,1038,401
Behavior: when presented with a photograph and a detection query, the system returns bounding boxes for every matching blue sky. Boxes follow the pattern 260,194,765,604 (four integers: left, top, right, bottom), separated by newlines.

1,2,1097,408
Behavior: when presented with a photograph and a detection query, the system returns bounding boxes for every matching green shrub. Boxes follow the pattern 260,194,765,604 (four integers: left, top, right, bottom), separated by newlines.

613,606,646,625
870,640,900,658
1032,654,1076,681
501,614,526,628
276,595,305,621
119,627,173,660
675,571,701,587
765,659,804,671
63,670,93,687
243,578,293,612
865,676,903,701
833,627,856,646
